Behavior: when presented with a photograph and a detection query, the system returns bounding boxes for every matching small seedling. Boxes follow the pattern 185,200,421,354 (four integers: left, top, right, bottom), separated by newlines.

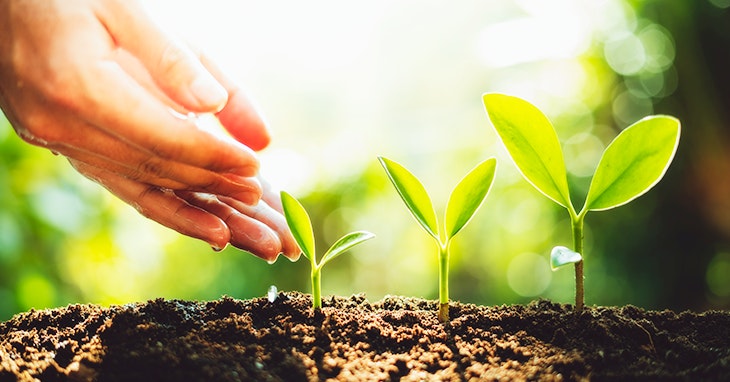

280,191,375,310
379,156,497,322
483,93,681,311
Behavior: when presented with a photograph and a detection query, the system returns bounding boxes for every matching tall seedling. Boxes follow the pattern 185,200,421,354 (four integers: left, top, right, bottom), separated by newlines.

483,93,680,311
379,156,497,322
281,191,375,310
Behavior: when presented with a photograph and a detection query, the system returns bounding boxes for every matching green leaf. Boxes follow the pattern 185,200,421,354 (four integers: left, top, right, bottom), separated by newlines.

444,157,497,239
280,191,315,261
319,231,375,268
550,246,582,270
583,115,681,212
483,93,572,210
378,156,439,240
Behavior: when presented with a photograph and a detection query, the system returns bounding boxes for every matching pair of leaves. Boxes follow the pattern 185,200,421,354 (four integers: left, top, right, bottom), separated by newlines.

379,156,497,244
280,191,374,270
482,93,681,217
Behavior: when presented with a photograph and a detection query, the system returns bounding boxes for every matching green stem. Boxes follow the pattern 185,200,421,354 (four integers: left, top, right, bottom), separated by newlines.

438,243,449,322
571,212,585,311
311,266,322,310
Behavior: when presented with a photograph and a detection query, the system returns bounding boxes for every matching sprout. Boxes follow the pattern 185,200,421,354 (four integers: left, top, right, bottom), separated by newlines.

379,156,497,322
483,93,681,311
267,285,278,303
280,191,375,311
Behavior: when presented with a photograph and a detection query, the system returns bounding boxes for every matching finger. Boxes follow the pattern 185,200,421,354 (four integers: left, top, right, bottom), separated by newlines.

258,175,284,213
113,40,271,152
176,192,284,262
218,196,301,261
111,48,179,111
71,160,231,250
98,1,227,112
73,5,259,178
255,178,300,260
39,110,262,203
198,53,271,151
71,58,261,178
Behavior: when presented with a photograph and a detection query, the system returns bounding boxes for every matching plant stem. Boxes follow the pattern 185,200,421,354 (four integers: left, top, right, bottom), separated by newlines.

571,213,585,311
438,243,449,322
311,267,322,310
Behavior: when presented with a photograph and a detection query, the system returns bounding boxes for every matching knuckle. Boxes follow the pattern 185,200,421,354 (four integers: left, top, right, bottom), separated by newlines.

136,157,166,178
133,192,156,218
124,168,146,182
187,174,224,194
146,140,182,161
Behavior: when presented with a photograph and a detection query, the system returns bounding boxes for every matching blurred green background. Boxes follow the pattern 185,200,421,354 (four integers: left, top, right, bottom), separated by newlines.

2,0,730,321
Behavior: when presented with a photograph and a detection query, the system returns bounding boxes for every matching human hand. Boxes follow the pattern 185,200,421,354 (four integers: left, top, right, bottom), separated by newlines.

0,0,298,261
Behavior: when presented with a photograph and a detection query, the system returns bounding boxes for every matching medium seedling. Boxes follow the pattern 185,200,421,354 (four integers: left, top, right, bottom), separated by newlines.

379,156,497,322
483,93,681,311
280,191,375,310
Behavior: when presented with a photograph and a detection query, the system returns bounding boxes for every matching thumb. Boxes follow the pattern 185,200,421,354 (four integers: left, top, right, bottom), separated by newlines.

98,1,227,112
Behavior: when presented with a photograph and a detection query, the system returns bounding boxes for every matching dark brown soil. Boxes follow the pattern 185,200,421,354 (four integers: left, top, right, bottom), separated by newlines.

0,292,728,381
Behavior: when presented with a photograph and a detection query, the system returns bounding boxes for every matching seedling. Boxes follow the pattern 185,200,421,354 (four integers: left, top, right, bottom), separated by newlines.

280,191,375,310
483,93,680,311
379,156,497,322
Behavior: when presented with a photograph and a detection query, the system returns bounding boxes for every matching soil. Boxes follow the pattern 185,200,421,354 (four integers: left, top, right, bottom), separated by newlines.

0,292,728,381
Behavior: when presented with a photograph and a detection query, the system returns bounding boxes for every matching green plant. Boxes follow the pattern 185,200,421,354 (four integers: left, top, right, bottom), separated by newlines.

379,156,497,322
280,191,375,310
482,93,681,311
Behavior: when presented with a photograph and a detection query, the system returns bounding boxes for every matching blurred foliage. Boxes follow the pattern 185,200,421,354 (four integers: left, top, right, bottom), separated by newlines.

2,0,730,321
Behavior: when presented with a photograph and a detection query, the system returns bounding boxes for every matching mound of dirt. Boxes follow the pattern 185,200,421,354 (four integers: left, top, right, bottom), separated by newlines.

1,292,728,381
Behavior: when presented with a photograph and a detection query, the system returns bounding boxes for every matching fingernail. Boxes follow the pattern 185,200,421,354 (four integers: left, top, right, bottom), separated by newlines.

190,75,228,110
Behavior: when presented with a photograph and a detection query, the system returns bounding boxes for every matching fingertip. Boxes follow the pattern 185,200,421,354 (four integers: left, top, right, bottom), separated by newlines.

228,217,282,261
283,251,302,262
217,91,271,151
211,242,229,253
190,74,229,112
252,244,282,264
201,219,231,250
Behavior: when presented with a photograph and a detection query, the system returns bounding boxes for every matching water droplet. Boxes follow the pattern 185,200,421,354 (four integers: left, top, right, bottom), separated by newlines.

211,245,223,252
267,285,278,303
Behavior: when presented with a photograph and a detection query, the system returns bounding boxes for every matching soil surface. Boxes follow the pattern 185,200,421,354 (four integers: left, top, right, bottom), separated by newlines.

0,292,728,381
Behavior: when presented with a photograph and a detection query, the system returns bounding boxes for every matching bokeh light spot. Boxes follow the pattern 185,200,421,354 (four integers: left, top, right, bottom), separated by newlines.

604,32,646,75
507,252,552,297
706,252,730,297
612,90,653,126
30,187,87,233
0,213,22,262
17,273,56,311
563,132,605,177
709,0,730,9
638,24,675,73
